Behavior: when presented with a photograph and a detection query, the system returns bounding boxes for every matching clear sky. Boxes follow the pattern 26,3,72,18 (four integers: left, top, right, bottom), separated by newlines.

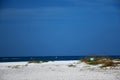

0,0,120,57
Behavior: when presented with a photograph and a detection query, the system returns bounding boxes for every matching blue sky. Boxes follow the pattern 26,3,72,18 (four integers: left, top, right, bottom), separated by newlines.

0,0,120,56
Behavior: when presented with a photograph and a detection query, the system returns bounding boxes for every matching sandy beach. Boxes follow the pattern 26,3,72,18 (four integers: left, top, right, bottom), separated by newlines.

0,60,120,80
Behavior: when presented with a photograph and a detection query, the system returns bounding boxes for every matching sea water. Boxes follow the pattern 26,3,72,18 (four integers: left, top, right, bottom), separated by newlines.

0,56,120,62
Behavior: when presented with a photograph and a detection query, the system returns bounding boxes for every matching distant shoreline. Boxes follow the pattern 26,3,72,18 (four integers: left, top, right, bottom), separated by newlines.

0,55,120,62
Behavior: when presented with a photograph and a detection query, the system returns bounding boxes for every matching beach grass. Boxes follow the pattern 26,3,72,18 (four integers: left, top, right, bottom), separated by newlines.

28,60,41,63
81,57,120,67
68,64,76,67
28,60,50,64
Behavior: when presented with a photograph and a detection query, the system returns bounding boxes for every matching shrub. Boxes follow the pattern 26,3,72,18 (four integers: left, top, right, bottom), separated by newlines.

114,62,120,64
81,57,118,67
101,60,117,68
81,57,104,65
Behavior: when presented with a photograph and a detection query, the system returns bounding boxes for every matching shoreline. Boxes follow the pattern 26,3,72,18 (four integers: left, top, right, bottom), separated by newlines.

0,55,120,63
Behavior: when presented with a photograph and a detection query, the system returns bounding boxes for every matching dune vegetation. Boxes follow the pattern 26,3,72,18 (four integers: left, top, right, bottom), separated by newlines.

81,57,120,67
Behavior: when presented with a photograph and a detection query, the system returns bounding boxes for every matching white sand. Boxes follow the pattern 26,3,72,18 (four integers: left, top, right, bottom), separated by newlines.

0,60,120,80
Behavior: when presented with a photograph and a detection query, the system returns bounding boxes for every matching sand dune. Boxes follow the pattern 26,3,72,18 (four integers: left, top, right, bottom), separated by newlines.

0,60,120,80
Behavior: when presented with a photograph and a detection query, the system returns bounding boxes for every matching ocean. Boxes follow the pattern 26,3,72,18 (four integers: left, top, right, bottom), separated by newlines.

0,55,120,62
